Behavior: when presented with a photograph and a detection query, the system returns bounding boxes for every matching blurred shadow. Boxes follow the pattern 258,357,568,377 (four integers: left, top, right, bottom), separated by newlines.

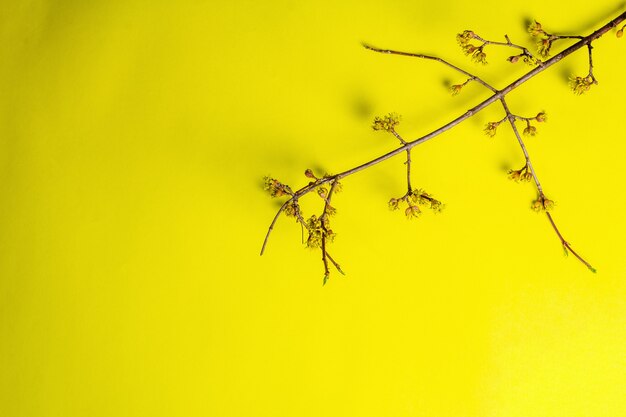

349,93,374,121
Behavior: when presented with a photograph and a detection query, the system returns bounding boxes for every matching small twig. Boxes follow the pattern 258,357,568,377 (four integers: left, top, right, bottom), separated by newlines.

320,181,340,283
260,199,292,255
362,44,497,92
546,212,596,272
473,33,542,63
586,43,599,83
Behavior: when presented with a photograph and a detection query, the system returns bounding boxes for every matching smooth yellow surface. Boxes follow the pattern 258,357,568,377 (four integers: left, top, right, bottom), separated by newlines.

1,1,625,416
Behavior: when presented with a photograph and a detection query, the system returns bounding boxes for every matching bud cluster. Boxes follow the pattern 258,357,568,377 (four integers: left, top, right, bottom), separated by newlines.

507,164,533,182
372,113,401,132
527,20,555,58
569,75,596,95
389,189,444,219
305,215,335,249
456,30,487,64
532,194,555,212
263,176,292,198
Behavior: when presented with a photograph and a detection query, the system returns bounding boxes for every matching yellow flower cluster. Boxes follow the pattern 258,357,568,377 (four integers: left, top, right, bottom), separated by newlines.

263,177,291,197
372,113,401,132
528,20,553,58
569,75,595,95
527,21,545,37
484,122,499,137
456,30,476,45
457,30,487,64
284,201,300,217
536,38,553,58
523,125,537,136
389,189,444,219
508,165,533,182
532,195,555,212
305,215,335,249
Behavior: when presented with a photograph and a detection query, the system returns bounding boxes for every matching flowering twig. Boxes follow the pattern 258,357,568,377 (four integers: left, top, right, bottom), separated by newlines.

262,10,626,283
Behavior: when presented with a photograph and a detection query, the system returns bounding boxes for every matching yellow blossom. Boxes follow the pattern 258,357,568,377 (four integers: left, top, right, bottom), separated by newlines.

405,205,421,219
528,20,545,37
450,84,463,96
532,195,555,212
372,113,401,132
569,75,594,95
484,122,498,137
523,125,537,136
456,30,475,45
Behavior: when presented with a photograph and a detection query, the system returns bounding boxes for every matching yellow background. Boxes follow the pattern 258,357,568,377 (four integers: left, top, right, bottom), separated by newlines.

1,1,625,416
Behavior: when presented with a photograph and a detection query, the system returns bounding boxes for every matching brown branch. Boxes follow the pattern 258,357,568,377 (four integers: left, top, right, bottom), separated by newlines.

262,11,626,270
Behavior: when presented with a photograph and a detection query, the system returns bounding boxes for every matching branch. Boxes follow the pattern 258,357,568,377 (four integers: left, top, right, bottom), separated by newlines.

262,11,626,278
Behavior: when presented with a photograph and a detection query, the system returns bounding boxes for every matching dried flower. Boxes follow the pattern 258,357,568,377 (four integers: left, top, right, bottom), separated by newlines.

372,113,401,132
523,125,537,136
528,20,545,37
388,198,400,210
484,122,499,137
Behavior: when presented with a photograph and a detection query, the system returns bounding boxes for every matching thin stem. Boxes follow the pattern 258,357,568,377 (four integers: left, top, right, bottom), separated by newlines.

391,128,412,192
260,199,291,255
474,33,542,63
362,43,498,92
320,181,339,282
405,149,413,193
586,43,598,82
546,212,596,272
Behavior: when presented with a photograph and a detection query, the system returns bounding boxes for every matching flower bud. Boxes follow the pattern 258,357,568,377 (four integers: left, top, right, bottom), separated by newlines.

617,29,624,38
304,169,316,179
508,55,520,63
535,111,547,122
